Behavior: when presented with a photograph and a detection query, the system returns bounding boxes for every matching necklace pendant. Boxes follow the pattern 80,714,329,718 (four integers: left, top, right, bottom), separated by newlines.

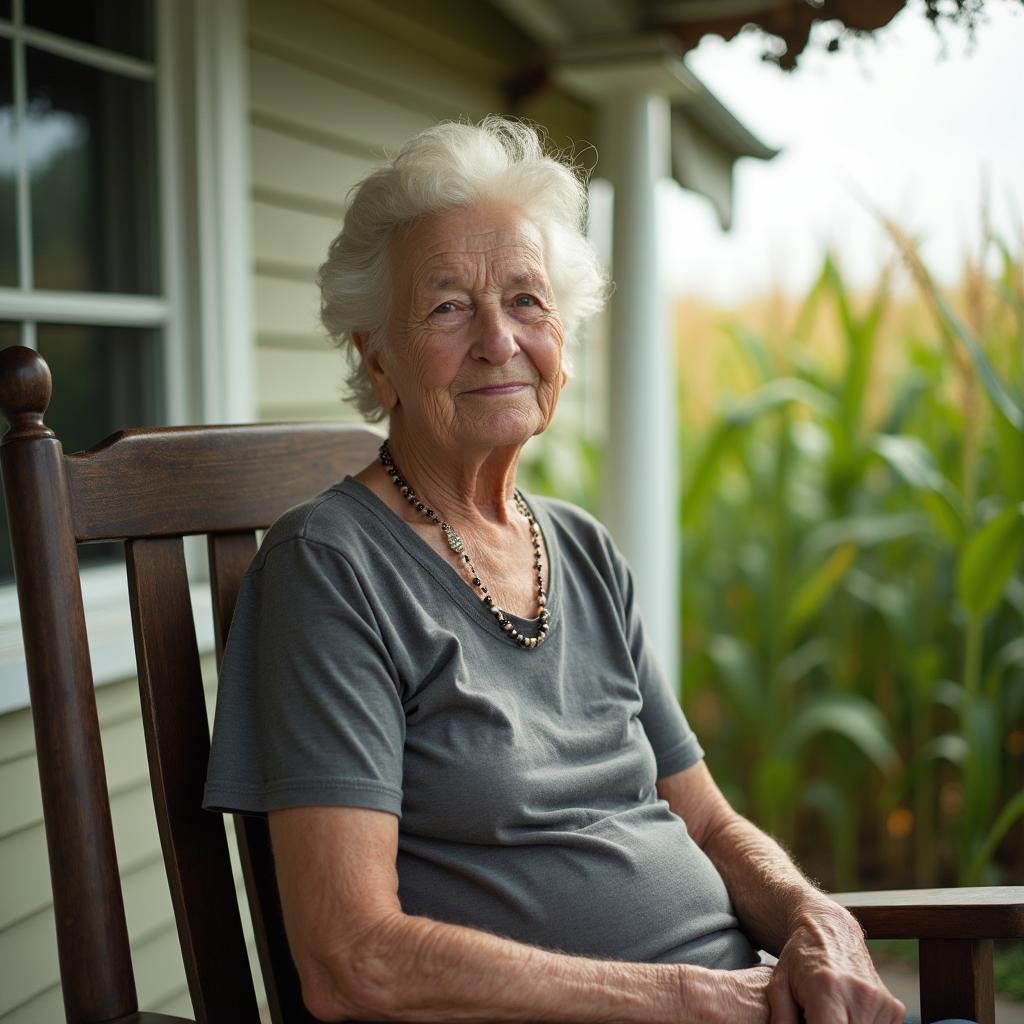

442,524,464,554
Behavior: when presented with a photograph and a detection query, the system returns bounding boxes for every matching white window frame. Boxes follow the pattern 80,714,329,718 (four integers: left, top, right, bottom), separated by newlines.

0,0,253,714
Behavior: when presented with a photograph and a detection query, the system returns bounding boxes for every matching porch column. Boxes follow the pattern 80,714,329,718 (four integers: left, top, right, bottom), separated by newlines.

599,92,680,692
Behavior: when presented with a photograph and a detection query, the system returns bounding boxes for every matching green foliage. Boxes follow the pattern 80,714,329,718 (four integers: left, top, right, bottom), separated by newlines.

522,227,1024,895
679,240,1024,891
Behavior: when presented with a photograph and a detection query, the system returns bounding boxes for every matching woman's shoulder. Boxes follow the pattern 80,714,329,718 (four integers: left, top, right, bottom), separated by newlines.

251,478,377,571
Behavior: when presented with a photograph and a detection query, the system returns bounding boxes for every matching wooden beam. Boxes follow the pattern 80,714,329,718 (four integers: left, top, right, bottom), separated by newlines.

919,938,994,1024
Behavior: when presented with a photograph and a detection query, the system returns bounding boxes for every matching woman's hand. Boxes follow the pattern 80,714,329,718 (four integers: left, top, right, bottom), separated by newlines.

766,904,906,1024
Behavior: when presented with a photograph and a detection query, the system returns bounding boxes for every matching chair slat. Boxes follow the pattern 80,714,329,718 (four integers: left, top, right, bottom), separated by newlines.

126,537,261,1024
207,531,258,661
68,423,381,541
207,531,317,1024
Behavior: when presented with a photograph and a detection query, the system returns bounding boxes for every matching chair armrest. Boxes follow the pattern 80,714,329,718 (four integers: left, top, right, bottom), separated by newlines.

830,886,1024,939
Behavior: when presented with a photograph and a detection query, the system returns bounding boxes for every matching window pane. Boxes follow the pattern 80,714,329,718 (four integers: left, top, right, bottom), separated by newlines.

0,2,10,21
37,323,162,446
0,324,162,584
0,38,16,286
25,0,154,60
27,47,158,293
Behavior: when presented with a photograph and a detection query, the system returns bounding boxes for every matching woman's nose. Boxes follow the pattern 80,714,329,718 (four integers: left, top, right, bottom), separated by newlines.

470,305,518,363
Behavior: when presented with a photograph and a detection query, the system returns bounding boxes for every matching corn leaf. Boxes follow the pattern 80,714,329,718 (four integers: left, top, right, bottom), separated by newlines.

785,541,857,638
993,407,1024,503
919,263,1024,431
773,637,831,691
681,379,835,527
920,733,969,766
722,321,775,383
842,568,912,639
806,512,925,556
872,434,964,544
781,694,900,776
956,503,1024,616
752,755,800,832
985,636,1024,701
967,790,1024,885
706,633,765,724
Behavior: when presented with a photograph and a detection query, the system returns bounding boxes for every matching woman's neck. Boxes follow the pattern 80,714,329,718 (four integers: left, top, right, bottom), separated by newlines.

384,429,523,529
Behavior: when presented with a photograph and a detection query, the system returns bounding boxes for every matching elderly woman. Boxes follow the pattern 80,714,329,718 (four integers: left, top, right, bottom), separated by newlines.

203,118,907,1024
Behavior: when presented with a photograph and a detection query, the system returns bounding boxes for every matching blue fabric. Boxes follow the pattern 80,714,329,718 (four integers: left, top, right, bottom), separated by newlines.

905,1018,978,1023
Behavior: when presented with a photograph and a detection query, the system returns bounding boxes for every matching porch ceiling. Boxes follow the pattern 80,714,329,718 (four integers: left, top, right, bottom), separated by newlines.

491,0,908,69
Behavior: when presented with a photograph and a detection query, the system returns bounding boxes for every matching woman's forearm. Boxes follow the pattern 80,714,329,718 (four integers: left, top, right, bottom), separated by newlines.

321,910,754,1024
701,811,855,954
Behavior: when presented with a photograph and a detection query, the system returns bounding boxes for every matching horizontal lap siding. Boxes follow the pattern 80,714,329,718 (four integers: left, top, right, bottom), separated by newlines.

247,0,563,425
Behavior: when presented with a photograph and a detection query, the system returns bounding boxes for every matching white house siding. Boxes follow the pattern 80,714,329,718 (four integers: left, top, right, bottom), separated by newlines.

247,0,593,425
0,2,593,1019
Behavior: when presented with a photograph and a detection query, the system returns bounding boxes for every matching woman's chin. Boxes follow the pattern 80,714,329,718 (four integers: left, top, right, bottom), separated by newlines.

459,409,546,449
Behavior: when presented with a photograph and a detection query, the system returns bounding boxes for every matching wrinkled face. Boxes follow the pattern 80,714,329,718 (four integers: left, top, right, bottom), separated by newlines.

364,199,565,453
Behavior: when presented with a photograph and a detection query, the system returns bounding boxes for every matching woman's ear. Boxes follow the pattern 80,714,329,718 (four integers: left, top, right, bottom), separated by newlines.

353,331,399,410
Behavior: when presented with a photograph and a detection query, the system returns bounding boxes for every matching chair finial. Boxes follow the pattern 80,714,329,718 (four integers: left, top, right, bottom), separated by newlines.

0,346,54,440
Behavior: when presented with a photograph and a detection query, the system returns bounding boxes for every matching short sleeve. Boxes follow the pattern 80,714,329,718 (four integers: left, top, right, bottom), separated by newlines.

203,536,406,818
605,534,704,779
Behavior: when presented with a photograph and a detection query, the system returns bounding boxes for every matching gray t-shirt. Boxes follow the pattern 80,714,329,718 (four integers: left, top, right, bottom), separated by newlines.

203,476,757,970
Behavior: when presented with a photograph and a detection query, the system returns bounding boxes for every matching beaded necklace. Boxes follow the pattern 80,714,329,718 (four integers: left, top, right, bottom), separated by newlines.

378,440,550,649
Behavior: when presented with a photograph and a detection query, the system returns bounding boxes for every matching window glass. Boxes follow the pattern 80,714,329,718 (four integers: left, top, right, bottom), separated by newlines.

0,324,162,584
0,2,10,21
24,0,154,60
37,323,161,448
27,47,158,293
0,38,15,286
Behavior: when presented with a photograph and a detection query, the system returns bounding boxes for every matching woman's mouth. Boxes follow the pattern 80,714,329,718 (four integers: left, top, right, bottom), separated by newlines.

467,383,529,396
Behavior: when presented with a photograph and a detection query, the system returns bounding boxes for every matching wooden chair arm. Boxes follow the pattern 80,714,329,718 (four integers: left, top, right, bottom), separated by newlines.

830,886,1024,1024
830,885,1024,939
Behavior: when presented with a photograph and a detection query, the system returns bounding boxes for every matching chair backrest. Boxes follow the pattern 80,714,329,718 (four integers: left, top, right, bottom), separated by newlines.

0,345,382,1024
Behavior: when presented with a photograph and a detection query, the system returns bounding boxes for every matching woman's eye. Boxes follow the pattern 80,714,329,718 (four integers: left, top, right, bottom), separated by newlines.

513,294,539,307
433,301,458,314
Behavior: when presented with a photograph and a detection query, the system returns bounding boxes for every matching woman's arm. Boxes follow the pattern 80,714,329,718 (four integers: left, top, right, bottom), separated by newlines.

656,761,905,1024
269,805,772,1023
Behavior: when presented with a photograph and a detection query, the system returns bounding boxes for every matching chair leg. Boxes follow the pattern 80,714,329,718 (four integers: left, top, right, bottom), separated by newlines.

919,938,994,1024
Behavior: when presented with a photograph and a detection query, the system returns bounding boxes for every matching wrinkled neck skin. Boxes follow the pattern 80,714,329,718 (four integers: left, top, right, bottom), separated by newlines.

383,418,524,529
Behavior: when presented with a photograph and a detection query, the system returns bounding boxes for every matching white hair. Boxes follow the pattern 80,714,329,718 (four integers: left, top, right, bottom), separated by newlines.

316,116,608,422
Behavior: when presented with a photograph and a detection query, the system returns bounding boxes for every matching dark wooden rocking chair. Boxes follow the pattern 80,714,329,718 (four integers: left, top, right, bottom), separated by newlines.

1,344,1021,1024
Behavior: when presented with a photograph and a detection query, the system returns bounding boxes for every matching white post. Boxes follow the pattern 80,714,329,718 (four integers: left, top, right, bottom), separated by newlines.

600,92,680,693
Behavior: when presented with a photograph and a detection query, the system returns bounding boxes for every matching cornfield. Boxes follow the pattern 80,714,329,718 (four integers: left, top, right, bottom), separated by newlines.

524,216,1024,894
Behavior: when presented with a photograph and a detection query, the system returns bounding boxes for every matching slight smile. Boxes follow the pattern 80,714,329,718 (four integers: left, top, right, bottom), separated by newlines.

466,383,530,396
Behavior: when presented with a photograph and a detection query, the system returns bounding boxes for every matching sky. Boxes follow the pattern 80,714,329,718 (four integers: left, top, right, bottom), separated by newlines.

658,0,1024,304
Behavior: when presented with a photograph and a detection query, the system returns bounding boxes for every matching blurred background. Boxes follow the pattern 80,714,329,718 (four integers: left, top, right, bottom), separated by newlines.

518,0,1024,999
1,0,1021,1018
